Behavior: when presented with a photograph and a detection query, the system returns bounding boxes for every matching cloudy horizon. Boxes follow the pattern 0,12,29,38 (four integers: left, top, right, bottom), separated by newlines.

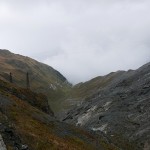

0,0,150,84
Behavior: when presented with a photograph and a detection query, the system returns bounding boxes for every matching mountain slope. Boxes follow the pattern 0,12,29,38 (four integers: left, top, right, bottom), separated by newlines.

63,62,150,150
1,49,150,149
65,71,125,105
0,78,118,150
0,49,71,113
58,71,127,118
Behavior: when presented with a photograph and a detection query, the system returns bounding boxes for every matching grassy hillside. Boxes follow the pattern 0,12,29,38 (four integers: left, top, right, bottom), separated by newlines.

0,49,71,113
0,78,118,150
0,49,133,115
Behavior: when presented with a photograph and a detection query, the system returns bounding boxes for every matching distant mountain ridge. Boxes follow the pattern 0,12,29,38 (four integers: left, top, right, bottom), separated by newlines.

0,49,67,83
0,49,71,113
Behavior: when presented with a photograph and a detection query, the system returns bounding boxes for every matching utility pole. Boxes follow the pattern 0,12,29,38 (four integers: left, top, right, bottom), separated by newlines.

9,72,13,83
26,72,30,89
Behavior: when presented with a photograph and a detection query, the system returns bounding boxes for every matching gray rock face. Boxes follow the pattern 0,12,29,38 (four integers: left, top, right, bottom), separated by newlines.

63,62,150,149
0,134,7,150
0,120,29,150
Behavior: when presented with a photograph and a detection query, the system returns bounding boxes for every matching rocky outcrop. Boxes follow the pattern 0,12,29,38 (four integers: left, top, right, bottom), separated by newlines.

63,62,150,150
0,134,7,150
0,121,29,150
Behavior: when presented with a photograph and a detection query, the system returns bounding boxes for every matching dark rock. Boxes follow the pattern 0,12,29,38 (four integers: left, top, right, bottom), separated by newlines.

63,62,150,150
0,121,29,150
99,116,104,120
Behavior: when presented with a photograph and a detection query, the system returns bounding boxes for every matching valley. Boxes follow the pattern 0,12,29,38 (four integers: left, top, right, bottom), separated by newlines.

0,49,150,150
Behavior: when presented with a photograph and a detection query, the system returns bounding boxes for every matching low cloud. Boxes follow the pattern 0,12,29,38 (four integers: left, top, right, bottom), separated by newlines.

0,0,150,84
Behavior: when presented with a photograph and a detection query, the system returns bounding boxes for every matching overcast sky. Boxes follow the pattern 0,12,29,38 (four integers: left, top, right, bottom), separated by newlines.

0,0,150,84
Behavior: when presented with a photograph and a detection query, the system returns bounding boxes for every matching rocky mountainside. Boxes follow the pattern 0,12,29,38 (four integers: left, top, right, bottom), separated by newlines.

0,49,71,113
0,78,118,150
1,49,150,149
63,62,150,150
57,71,126,119
64,71,126,108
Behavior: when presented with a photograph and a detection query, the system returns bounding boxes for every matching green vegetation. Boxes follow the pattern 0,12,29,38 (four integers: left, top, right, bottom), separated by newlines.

0,50,124,114
0,50,71,113
0,79,119,150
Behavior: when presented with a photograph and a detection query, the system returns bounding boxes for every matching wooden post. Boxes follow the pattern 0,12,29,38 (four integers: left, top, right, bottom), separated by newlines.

26,72,30,89
10,72,13,83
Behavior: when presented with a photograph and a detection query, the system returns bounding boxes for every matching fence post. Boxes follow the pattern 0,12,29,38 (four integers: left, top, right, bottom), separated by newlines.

26,72,30,89
10,72,13,83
